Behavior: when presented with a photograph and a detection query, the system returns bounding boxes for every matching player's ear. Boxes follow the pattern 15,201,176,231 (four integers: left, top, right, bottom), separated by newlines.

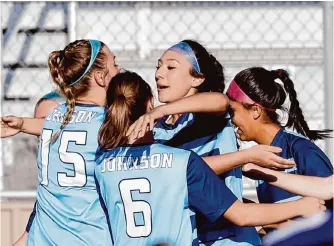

94,70,107,88
146,98,154,112
251,105,261,120
191,75,204,88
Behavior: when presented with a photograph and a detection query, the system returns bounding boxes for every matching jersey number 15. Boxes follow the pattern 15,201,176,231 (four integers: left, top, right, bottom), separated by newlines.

40,129,87,187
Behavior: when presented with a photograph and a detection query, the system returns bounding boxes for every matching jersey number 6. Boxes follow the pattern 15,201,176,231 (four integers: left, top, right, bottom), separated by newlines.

119,178,152,238
40,129,87,187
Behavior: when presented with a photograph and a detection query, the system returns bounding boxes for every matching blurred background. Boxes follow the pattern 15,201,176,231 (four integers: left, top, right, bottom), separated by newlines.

1,1,333,245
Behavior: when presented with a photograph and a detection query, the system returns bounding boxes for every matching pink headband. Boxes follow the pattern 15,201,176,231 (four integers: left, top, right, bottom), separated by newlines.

226,80,276,112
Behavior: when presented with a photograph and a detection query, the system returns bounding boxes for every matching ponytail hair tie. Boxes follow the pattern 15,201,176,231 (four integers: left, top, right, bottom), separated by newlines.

117,95,126,100
275,69,290,92
277,69,289,79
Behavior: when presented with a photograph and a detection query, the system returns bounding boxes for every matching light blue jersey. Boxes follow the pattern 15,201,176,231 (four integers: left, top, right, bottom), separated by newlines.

26,91,66,233
27,103,112,246
95,143,238,246
154,113,261,246
40,90,66,105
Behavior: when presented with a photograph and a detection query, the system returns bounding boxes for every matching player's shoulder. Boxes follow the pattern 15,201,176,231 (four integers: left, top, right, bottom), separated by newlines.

45,102,105,127
73,102,105,110
40,90,65,104
151,144,199,166
282,128,307,141
282,129,317,152
281,129,329,163
152,143,192,156
100,143,192,157
61,102,106,117
276,128,311,150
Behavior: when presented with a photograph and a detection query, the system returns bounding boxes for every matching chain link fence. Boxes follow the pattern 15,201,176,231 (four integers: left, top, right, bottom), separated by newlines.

1,1,332,197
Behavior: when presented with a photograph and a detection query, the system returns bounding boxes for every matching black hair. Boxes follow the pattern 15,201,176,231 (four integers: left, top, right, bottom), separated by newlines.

182,39,225,93
233,67,332,141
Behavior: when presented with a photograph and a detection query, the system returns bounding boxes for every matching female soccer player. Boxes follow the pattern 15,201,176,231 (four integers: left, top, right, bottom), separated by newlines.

95,70,326,246
12,90,66,246
19,39,119,245
2,41,296,245
126,40,261,246
226,67,333,232
3,78,296,246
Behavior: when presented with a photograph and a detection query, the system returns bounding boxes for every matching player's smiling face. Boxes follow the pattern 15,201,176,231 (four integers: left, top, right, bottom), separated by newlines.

155,50,197,103
229,100,256,141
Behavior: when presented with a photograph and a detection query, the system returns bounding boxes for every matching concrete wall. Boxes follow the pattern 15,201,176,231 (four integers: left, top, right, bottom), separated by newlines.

1,200,35,246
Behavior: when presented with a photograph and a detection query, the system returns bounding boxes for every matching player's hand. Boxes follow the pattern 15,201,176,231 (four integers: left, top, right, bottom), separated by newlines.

242,163,260,173
245,145,295,170
297,197,326,217
126,106,166,140
1,115,23,138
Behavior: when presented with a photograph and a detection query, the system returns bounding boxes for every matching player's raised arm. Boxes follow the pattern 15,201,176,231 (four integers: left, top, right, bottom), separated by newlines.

158,91,229,115
126,92,229,139
1,94,62,139
1,116,44,137
243,163,333,200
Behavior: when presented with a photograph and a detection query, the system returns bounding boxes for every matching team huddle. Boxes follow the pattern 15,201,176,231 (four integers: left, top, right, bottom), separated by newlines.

1,39,333,246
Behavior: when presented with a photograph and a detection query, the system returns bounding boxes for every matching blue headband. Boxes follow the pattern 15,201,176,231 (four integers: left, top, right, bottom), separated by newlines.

167,41,200,73
69,39,102,86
